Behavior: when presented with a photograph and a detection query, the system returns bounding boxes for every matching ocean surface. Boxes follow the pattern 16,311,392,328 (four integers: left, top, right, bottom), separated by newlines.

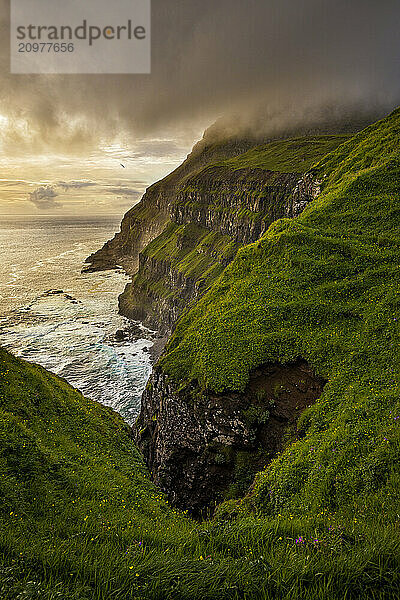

0,215,154,424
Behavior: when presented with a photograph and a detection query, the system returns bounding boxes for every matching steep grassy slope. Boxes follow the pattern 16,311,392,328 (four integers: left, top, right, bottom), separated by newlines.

1,349,399,599
155,108,400,519
121,135,348,332
0,348,190,598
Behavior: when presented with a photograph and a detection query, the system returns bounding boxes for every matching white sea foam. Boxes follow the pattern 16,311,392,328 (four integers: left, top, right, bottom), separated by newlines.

0,215,153,424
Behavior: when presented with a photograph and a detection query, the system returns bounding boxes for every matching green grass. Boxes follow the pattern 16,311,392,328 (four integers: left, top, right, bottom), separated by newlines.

161,108,400,388
1,348,399,599
217,135,351,173
159,108,400,524
141,222,238,282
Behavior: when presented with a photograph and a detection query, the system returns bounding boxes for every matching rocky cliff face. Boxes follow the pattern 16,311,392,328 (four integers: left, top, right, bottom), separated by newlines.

135,361,326,515
85,130,347,339
173,167,299,243
119,167,302,333
86,132,346,512
84,136,263,274
285,173,322,218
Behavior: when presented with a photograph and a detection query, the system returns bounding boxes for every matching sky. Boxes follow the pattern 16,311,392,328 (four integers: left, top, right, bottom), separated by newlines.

0,0,399,216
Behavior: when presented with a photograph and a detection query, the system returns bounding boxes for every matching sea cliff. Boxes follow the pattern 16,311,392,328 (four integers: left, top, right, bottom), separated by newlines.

87,135,346,334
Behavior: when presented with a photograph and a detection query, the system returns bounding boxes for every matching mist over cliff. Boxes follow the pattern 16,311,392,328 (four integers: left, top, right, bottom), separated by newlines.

0,0,399,154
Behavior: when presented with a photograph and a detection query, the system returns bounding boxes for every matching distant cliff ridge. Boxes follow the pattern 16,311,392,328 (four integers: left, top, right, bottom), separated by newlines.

84,135,263,274
86,134,349,335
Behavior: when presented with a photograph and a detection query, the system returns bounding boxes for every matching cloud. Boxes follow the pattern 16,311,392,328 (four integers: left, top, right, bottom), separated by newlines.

0,0,399,155
57,180,96,190
26,181,143,212
28,185,60,210
128,140,185,159
106,186,141,197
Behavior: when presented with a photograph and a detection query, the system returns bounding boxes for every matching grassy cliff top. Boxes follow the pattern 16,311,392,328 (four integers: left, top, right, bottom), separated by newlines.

176,135,352,196
215,134,351,173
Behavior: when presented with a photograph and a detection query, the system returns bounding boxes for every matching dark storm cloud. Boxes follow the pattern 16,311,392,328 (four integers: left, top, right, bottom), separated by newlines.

1,0,399,152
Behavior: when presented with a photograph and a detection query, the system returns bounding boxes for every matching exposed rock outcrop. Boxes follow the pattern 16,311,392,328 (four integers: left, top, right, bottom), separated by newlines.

173,167,299,243
285,173,322,218
135,361,326,515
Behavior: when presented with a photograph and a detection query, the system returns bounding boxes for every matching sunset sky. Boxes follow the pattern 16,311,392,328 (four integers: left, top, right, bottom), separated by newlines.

0,128,191,215
0,0,399,216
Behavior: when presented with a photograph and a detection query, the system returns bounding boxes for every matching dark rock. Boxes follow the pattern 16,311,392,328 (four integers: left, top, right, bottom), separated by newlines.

134,360,326,516
115,329,127,341
126,323,144,338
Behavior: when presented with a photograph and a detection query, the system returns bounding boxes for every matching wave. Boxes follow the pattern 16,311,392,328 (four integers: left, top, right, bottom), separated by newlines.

0,218,152,424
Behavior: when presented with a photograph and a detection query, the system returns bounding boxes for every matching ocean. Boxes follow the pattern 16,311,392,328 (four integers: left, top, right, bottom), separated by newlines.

0,214,153,424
